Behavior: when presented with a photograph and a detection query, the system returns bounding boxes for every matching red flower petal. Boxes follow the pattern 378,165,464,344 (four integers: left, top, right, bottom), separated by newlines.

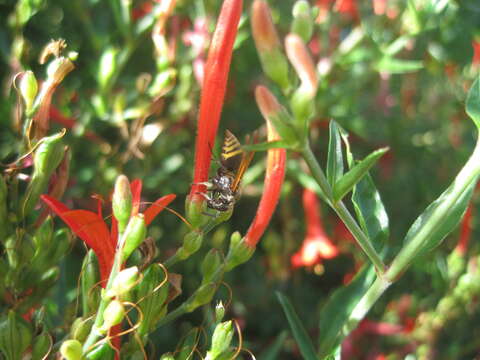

130,179,143,216
144,194,176,226
41,195,115,284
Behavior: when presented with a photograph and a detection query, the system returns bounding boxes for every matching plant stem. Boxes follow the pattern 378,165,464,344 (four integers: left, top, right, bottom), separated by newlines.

301,145,386,273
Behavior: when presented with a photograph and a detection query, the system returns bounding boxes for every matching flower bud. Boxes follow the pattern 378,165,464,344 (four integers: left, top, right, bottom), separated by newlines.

0,311,33,360
112,175,133,233
206,321,234,360
46,57,75,85
251,0,290,90
106,266,139,299
201,249,223,284
121,214,147,263
178,231,203,260
98,47,118,92
19,70,38,115
60,339,83,360
225,232,255,271
33,216,53,250
184,282,217,313
255,85,299,147
160,354,175,360
215,301,225,323
185,195,208,228
100,300,125,333
291,0,314,43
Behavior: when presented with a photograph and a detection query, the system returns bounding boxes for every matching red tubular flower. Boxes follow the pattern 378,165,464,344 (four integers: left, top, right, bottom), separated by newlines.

473,40,480,66
455,203,473,255
189,0,243,204
41,180,175,284
244,119,286,248
291,189,339,268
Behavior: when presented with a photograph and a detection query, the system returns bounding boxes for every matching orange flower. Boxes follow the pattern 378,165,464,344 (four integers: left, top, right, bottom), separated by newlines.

291,189,339,268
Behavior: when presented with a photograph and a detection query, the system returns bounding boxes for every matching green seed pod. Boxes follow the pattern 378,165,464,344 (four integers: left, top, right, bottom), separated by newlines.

0,311,33,360
184,282,216,313
225,232,255,271
70,317,93,343
121,215,147,263
99,300,125,333
206,321,234,360
60,339,83,360
135,263,169,336
106,266,139,299
21,131,65,218
19,70,38,115
201,249,223,284
178,231,203,260
81,250,101,316
291,0,314,43
160,353,175,360
31,330,52,360
112,175,132,233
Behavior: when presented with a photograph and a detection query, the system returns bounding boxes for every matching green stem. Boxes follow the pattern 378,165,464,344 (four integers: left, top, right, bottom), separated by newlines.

82,232,125,352
345,135,480,332
301,145,386,273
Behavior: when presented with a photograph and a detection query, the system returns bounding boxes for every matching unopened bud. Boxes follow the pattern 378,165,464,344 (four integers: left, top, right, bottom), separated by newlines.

100,300,125,333
121,214,147,263
206,321,234,359
291,0,314,42
160,354,175,360
285,33,318,98
0,311,32,359
60,339,83,360
106,266,139,298
255,85,298,146
112,175,132,233
215,301,225,323
225,232,255,271
251,0,290,90
19,71,38,114
46,57,75,85
201,249,223,284
71,317,93,342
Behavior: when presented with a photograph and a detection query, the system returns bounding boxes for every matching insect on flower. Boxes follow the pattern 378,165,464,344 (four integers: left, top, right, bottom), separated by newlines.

199,130,255,211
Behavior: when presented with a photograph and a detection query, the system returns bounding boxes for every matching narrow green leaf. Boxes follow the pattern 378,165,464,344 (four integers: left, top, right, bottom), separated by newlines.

466,76,480,129
276,292,317,360
352,173,389,251
326,121,344,186
242,140,292,152
258,332,288,360
317,266,376,358
402,176,476,258
333,148,389,202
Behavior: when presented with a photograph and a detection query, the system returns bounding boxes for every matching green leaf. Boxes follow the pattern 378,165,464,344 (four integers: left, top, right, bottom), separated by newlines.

327,121,344,186
375,57,423,74
276,292,317,360
466,76,480,129
317,266,376,358
333,148,389,202
352,173,389,251
288,161,330,205
402,176,477,258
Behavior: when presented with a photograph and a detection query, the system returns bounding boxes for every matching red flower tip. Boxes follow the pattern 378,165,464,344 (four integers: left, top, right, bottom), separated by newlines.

291,189,339,268
285,33,318,97
251,0,280,53
244,117,286,248
189,0,243,202
144,193,176,225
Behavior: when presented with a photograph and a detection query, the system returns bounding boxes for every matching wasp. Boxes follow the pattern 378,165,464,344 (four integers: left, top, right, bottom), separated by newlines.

200,130,255,212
